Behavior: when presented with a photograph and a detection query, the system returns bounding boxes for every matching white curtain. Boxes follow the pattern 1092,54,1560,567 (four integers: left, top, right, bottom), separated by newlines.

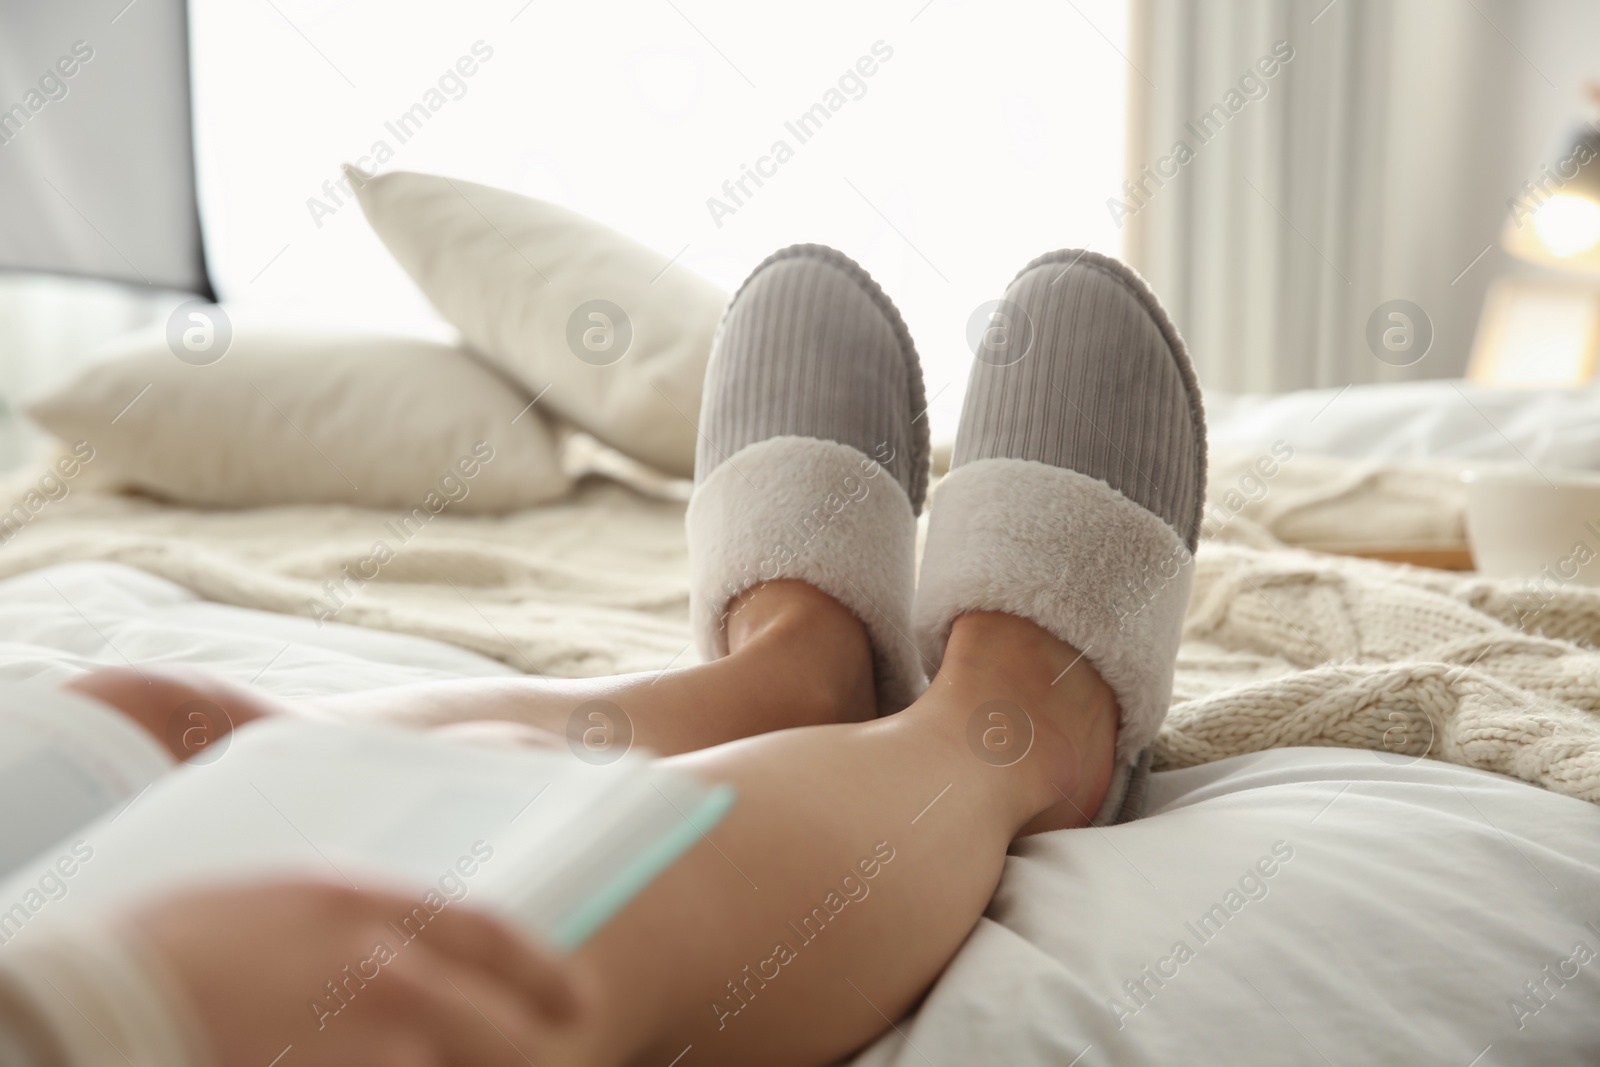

1125,0,1529,393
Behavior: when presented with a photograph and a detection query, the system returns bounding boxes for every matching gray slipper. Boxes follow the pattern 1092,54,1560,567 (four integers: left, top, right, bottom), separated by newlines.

687,244,931,713
913,249,1206,823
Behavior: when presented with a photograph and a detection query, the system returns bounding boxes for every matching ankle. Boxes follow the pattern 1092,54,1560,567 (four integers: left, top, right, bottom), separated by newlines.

934,612,1119,832
724,580,878,726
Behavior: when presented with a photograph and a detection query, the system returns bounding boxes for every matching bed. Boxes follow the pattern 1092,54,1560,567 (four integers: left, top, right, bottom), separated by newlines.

5,54,1596,1051
2,400,1599,1063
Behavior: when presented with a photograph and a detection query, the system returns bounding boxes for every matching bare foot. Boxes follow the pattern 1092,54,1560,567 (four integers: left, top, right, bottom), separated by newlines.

928,611,1119,834
312,579,880,758
722,579,878,730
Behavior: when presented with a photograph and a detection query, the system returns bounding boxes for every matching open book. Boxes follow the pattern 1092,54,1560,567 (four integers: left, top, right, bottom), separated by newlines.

0,717,733,952
0,685,174,880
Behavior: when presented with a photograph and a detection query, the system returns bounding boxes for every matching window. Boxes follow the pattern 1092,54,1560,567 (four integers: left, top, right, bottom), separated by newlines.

193,0,1128,439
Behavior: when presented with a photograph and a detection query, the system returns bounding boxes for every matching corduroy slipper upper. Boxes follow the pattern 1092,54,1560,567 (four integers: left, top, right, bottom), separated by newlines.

687,244,931,713
913,249,1206,823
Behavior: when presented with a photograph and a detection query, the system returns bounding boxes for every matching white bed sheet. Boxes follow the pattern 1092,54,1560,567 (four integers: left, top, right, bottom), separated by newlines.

0,561,516,695
3,562,1597,1065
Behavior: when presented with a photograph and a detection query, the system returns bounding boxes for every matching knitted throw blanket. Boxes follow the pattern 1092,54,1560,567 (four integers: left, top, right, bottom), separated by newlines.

1167,544,1600,803
2,454,1596,804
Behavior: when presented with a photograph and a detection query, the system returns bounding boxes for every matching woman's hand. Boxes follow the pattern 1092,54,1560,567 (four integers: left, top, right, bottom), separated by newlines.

127,880,588,1067
66,664,293,762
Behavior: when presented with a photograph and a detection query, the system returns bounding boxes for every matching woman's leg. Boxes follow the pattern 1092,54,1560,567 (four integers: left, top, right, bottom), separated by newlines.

63,603,1106,1067
65,576,882,760
538,608,1118,1067
309,579,882,754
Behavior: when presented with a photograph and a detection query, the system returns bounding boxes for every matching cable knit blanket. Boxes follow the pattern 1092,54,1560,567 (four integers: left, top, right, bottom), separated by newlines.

2,451,1596,804
1168,543,1600,802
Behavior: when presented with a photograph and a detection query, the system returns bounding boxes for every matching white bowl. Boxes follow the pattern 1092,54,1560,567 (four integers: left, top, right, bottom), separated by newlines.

1463,469,1600,584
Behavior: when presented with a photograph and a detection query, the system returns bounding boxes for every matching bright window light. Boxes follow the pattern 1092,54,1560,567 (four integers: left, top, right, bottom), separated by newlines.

191,0,1127,440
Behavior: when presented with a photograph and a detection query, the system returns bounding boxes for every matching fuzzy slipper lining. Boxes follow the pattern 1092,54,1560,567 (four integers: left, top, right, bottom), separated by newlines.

688,436,924,713
914,457,1191,776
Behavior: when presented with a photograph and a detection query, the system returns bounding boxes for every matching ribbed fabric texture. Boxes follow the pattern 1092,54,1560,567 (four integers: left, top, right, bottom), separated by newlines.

696,244,930,513
952,250,1206,550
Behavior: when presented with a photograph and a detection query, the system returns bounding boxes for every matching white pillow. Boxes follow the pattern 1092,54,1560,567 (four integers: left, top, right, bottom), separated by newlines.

1207,379,1600,472
850,748,1600,1065
349,167,728,479
27,326,571,512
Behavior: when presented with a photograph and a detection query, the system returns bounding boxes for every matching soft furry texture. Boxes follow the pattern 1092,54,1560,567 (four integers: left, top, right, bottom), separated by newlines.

687,436,924,713
914,458,1192,767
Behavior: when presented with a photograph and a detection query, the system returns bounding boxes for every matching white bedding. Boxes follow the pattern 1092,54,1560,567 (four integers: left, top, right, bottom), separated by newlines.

5,562,1597,1064
1207,379,1600,473
855,748,1600,1065
0,561,515,696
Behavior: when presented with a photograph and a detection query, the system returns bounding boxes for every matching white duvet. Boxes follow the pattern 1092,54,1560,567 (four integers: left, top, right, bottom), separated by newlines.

0,560,517,696
5,562,1598,1065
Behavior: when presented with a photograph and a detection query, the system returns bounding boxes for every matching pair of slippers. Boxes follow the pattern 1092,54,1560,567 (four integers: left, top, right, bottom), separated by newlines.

685,245,1206,825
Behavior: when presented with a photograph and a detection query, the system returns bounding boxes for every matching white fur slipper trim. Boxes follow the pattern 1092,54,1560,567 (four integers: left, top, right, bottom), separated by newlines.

914,458,1192,767
688,437,924,712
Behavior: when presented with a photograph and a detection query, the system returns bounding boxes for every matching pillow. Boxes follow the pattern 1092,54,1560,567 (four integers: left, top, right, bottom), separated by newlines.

349,167,728,479
26,326,571,512
851,748,1600,1065
1207,379,1600,472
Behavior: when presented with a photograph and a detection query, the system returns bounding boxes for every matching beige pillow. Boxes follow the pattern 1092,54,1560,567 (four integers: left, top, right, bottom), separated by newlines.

27,326,571,512
350,167,728,479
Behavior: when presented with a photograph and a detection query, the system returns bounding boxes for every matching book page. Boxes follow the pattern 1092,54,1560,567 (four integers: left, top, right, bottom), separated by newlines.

0,684,173,879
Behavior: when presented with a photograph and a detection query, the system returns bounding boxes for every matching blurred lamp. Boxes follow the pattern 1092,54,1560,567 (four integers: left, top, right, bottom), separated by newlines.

1502,109,1600,274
